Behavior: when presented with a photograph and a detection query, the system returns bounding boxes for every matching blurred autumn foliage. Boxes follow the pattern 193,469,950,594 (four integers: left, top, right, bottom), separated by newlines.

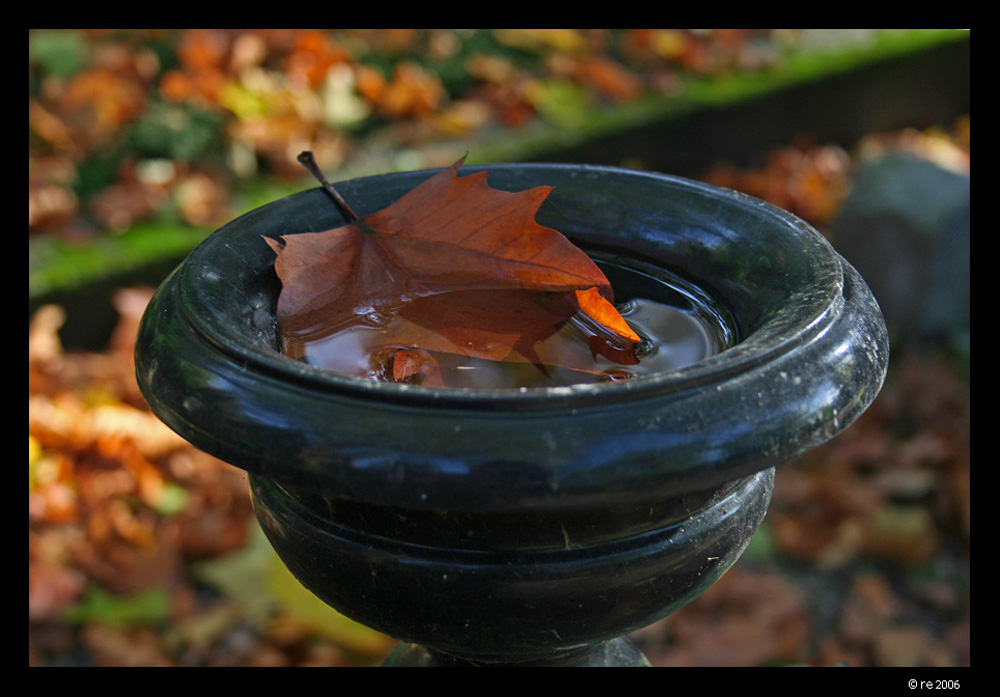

29,292,396,666
29,29,791,238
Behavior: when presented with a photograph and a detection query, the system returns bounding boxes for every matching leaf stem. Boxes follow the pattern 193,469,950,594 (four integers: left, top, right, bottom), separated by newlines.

297,151,359,222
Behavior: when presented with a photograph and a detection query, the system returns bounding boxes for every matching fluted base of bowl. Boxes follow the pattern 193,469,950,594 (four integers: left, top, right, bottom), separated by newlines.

250,468,774,666
383,637,651,667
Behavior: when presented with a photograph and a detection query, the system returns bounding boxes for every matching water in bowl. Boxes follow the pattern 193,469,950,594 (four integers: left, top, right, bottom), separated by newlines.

289,255,736,389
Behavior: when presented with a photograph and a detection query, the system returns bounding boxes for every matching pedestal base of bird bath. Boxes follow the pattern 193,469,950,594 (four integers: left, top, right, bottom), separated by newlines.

383,638,651,667
249,468,773,666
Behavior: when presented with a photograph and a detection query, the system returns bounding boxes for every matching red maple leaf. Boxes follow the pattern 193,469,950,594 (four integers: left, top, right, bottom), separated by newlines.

266,155,639,384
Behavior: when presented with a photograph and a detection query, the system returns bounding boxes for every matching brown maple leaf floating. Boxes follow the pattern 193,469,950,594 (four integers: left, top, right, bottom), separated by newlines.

265,152,641,388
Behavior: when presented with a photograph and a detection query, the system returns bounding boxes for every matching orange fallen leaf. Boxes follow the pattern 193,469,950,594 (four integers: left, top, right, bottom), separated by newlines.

267,154,640,384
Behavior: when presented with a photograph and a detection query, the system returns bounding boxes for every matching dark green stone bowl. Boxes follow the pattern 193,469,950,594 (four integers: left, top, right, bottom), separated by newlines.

136,164,888,664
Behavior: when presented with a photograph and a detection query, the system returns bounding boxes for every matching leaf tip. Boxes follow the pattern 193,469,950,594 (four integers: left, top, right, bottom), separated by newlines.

263,235,285,255
445,152,469,176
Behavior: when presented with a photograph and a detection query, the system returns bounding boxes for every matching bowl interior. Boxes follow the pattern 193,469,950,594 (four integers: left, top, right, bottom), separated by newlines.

175,163,842,406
